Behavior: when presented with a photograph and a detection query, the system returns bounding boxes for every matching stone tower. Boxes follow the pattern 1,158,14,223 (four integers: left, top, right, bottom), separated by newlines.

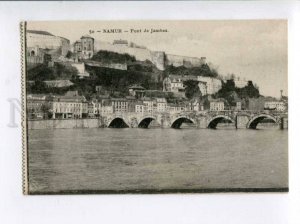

80,35,94,59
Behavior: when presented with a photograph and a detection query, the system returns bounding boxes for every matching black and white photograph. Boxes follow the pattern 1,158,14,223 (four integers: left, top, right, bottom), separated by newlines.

23,20,288,194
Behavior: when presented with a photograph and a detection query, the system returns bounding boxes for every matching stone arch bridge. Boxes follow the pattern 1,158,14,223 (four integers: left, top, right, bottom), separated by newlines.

101,111,288,130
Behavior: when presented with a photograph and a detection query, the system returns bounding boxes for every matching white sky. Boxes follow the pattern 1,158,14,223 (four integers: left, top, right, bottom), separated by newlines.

28,20,287,98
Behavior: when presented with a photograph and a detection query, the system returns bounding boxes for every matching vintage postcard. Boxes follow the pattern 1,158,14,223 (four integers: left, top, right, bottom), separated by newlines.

21,20,288,194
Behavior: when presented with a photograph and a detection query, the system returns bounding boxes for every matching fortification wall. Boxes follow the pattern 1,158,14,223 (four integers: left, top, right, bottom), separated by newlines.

84,60,127,70
96,42,152,61
95,41,206,70
166,54,206,67
27,56,44,65
28,119,102,130
27,33,70,56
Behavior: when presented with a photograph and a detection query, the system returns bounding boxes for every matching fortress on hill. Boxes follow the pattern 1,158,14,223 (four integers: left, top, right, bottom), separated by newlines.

94,39,207,71
25,29,207,71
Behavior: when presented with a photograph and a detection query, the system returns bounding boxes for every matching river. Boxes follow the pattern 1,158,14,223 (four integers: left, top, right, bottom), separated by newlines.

27,126,288,193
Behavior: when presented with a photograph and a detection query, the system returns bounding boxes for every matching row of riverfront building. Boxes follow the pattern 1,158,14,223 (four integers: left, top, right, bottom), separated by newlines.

27,87,287,120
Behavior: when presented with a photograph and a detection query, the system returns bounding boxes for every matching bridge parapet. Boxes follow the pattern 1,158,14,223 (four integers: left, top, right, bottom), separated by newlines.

100,110,288,129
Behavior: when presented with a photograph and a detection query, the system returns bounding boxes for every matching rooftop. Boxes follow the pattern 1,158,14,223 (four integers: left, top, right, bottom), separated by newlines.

113,39,128,45
65,91,79,97
134,101,144,105
27,94,50,100
81,35,94,39
54,95,86,102
168,74,198,82
125,96,136,100
97,94,110,99
111,98,127,101
141,97,153,101
44,80,74,87
58,36,70,42
129,84,145,90
52,91,86,102
209,98,226,103
27,30,54,36
264,96,279,102
156,98,167,102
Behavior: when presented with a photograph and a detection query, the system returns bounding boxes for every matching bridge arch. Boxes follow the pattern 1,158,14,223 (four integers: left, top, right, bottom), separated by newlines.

207,115,235,129
247,114,277,129
108,117,129,128
138,116,156,128
171,116,196,129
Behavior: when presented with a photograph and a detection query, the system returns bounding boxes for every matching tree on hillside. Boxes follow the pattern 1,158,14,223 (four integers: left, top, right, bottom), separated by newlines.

213,79,235,106
127,62,154,73
197,64,211,76
183,80,202,99
65,51,74,59
83,65,158,96
244,81,260,98
54,63,79,79
27,63,78,81
215,79,260,104
27,80,48,93
91,50,136,64
27,64,55,81
164,63,219,78
217,79,236,97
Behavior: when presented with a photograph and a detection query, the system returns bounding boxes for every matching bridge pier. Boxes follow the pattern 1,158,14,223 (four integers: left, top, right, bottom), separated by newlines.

280,117,288,130
160,117,170,128
197,117,208,129
236,115,250,129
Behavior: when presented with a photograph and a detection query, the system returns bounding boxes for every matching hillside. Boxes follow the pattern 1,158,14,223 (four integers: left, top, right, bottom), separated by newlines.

75,50,163,97
213,79,260,104
26,50,260,103
163,64,219,78
27,63,78,81
85,63,163,97
27,50,164,98
91,50,136,64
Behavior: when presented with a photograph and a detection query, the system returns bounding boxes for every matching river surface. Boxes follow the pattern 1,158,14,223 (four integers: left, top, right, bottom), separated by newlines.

27,126,288,193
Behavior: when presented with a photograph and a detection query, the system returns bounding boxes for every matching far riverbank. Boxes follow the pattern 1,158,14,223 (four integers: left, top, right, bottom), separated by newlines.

28,119,102,130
